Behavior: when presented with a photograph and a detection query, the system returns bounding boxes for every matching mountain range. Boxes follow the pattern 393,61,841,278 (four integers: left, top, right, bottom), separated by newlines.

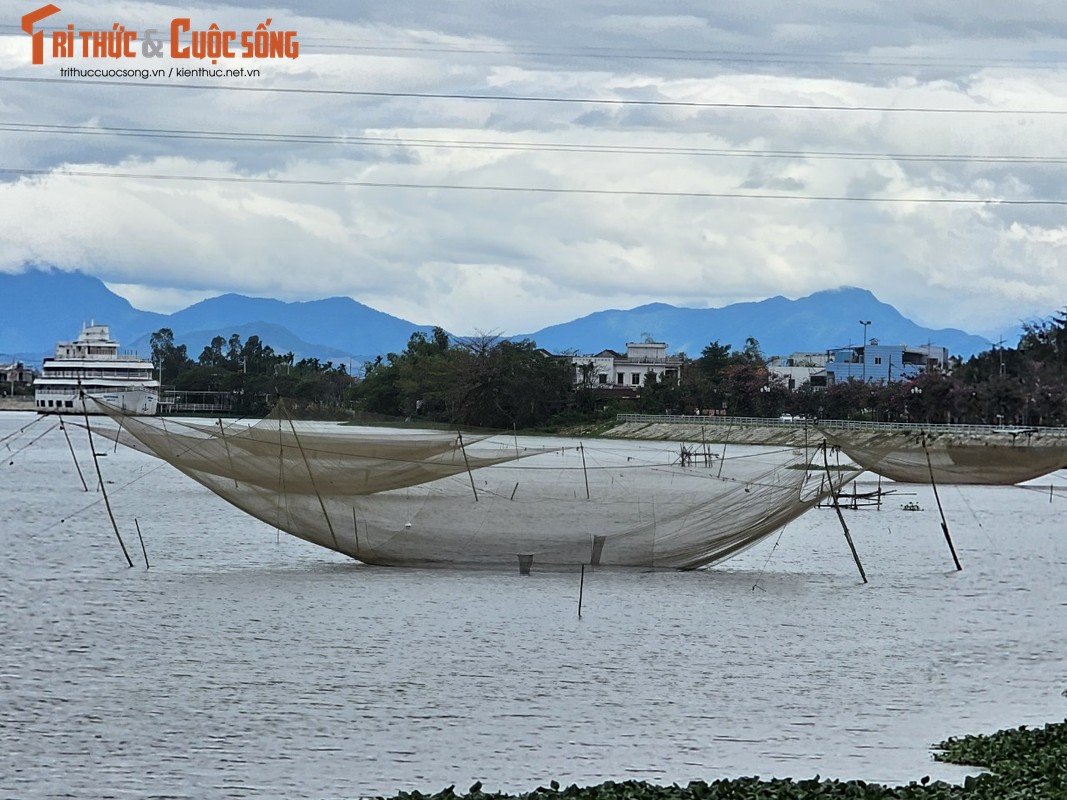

0,269,997,368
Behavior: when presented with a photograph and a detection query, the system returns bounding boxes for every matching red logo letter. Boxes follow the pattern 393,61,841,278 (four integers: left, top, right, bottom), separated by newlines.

22,4,61,65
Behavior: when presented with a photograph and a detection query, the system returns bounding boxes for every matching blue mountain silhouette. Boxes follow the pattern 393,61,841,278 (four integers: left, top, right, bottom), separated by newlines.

0,269,994,367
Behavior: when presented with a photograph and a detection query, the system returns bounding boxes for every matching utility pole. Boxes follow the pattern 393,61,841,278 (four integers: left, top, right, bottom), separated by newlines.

859,320,871,382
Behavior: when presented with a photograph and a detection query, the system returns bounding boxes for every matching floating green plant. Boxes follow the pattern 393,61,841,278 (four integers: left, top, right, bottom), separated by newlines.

382,719,1067,800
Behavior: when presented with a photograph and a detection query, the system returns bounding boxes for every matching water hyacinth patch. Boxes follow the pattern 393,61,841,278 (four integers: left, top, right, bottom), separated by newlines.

933,719,1067,798
383,719,1067,800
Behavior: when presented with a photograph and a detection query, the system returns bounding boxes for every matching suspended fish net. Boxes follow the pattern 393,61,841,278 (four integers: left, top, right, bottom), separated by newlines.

92,404,852,570
820,428,1067,485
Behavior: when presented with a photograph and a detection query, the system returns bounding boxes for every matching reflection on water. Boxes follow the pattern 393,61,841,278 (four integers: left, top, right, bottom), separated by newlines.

1,412,1065,798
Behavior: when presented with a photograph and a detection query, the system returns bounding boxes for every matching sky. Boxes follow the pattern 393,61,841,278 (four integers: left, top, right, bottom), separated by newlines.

3,1,1067,339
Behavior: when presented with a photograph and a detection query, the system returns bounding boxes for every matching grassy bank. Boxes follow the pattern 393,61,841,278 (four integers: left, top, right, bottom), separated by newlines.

383,719,1067,800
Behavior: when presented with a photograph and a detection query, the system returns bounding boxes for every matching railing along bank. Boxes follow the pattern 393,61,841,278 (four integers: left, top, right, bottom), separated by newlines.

615,414,1067,436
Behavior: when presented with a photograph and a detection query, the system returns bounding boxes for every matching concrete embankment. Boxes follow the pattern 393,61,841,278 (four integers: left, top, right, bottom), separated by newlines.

0,397,35,412
603,419,1067,448
604,420,821,447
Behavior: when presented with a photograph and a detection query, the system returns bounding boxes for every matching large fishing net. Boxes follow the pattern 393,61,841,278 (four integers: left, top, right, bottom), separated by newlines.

90,404,853,569
820,428,1067,485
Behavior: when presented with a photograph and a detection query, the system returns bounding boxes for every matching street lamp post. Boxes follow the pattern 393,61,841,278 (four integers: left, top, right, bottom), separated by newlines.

911,385,923,423
859,320,871,382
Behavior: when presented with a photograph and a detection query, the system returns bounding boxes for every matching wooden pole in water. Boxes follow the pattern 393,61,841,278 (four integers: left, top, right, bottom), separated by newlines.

718,421,729,478
134,518,150,569
922,436,962,571
578,563,585,618
276,415,287,540
457,431,478,501
0,413,46,447
58,416,89,492
218,418,239,489
821,442,867,583
81,394,133,568
579,443,590,499
281,400,341,552
351,506,360,556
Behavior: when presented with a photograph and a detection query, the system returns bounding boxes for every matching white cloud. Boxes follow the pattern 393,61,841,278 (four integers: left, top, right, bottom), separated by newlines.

104,282,217,312
2,0,1067,339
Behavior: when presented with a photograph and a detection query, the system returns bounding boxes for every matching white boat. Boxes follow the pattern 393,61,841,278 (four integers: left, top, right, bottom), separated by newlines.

34,323,159,416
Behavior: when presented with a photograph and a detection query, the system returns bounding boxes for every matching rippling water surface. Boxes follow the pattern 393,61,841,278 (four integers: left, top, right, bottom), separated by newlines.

2,411,1065,799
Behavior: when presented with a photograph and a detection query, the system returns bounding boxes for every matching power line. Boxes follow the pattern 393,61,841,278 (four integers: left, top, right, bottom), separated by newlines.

3,120,1067,164
2,26,1065,70
3,75,1067,114
283,41,1067,71
3,165,1066,204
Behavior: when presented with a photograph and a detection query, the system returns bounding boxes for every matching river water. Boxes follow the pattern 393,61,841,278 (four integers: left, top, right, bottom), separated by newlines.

1,411,1065,799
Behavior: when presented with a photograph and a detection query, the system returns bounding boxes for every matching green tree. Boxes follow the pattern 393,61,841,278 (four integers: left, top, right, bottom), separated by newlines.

638,370,682,414
149,328,192,385
698,341,733,380
198,335,226,367
735,336,766,366
452,335,572,429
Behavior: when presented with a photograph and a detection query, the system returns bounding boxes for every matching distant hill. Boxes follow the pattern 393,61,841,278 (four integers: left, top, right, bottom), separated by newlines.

1,270,995,369
0,269,167,359
159,293,438,358
518,287,993,358
125,322,361,367
0,269,436,367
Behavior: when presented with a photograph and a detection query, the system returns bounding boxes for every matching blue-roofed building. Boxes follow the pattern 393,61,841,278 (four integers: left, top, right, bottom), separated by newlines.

825,341,948,385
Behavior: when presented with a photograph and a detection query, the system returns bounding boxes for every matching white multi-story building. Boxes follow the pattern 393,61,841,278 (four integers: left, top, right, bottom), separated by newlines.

570,341,683,390
767,352,828,389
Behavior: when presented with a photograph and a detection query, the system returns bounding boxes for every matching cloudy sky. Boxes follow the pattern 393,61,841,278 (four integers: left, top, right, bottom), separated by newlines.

3,1,1067,338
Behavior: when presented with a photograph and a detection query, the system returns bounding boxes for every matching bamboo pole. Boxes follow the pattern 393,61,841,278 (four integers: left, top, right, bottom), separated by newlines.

81,394,133,568
58,416,89,492
134,518,150,569
281,400,341,552
457,431,478,501
218,418,239,489
112,413,122,453
351,506,360,556
922,436,962,571
579,443,590,499
275,414,289,539
578,563,585,618
821,442,867,583
717,420,729,478
0,413,45,448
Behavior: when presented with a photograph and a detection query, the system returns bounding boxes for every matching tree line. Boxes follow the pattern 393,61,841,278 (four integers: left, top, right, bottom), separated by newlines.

149,329,352,416
148,308,1067,427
